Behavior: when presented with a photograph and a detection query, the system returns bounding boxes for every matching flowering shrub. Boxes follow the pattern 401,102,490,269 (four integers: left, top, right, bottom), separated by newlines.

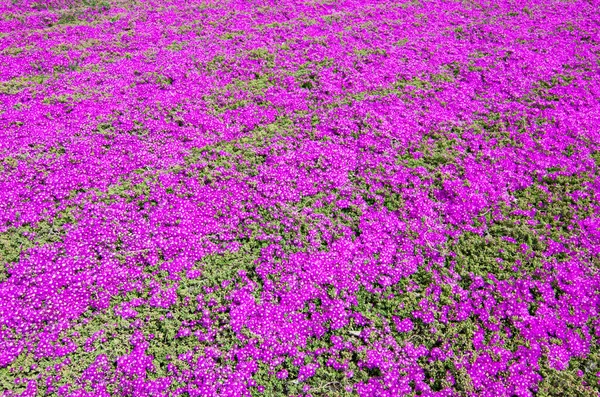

1,0,600,396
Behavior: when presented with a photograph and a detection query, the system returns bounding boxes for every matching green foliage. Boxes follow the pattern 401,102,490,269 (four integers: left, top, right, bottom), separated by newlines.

81,0,111,9
354,47,388,58
397,134,458,171
203,72,276,114
220,31,245,40
166,41,187,52
183,116,293,177
1,45,35,57
452,169,595,281
537,352,599,397
42,93,89,105
0,75,49,95
0,209,76,280
199,244,261,287
591,151,600,167
248,48,276,68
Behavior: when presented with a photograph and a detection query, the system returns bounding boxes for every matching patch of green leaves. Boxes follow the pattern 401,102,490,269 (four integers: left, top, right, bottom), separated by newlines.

0,75,49,95
0,209,76,280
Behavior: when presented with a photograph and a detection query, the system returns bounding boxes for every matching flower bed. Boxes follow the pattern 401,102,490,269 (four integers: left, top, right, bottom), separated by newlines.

1,0,599,396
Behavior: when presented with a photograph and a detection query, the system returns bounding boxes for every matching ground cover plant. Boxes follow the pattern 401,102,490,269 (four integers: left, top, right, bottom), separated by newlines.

0,0,599,396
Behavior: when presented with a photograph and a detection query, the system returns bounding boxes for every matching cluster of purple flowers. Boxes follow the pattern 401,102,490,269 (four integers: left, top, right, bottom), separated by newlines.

1,0,599,396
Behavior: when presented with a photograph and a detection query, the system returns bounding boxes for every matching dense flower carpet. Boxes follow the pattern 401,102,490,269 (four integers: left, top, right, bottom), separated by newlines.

1,0,599,396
